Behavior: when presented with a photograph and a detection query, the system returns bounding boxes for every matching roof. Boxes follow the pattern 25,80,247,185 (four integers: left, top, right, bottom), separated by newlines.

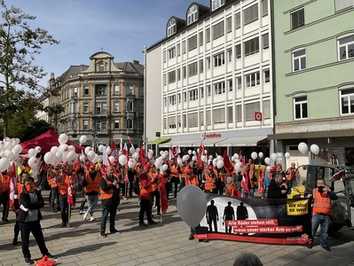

114,62,144,75
58,65,89,81
147,0,240,52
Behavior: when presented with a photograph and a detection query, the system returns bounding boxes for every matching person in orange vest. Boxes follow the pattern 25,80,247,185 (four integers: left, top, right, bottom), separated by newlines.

82,166,101,222
47,166,59,212
286,162,299,189
311,179,337,251
185,167,199,187
149,166,160,216
0,170,11,223
100,167,120,237
204,166,216,193
138,164,156,226
169,162,180,199
57,167,70,227
226,180,240,198
180,163,192,191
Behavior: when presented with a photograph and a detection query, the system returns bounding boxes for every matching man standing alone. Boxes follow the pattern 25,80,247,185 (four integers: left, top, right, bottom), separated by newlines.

206,200,219,232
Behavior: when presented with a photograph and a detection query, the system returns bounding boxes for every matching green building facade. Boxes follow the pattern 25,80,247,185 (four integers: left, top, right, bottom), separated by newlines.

272,0,354,166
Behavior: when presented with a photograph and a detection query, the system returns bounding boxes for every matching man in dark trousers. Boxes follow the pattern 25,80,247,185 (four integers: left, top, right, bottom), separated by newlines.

206,200,219,232
223,201,235,233
99,168,120,237
236,202,248,220
138,164,156,226
17,176,53,265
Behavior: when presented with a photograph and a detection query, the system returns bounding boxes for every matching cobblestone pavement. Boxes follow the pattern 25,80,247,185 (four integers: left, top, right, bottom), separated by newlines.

1,196,354,266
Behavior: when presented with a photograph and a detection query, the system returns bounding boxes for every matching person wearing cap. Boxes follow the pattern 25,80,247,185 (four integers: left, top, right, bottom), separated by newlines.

17,176,54,265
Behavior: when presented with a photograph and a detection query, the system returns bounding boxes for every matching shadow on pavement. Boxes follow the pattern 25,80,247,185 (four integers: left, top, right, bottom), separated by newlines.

54,241,116,257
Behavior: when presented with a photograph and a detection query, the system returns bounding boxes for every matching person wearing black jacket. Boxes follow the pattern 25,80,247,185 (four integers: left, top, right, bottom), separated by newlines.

17,177,53,265
100,169,120,237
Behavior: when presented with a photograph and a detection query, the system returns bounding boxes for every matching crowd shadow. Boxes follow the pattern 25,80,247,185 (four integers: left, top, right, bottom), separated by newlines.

54,241,116,258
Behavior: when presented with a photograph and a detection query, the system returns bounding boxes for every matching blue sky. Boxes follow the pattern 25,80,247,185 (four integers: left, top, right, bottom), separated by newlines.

5,0,209,85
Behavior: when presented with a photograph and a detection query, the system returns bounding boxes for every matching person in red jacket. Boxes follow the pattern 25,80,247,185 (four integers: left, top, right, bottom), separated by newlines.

82,166,101,222
0,170,11,223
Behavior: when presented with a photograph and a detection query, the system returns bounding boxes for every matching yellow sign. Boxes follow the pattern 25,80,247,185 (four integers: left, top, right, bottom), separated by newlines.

287,199,309,216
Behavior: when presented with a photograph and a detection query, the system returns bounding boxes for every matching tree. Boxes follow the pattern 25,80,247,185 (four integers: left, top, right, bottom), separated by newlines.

0,0,58,136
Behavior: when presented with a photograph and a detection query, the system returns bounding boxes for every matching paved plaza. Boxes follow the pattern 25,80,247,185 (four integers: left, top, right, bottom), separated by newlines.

1,196,354,266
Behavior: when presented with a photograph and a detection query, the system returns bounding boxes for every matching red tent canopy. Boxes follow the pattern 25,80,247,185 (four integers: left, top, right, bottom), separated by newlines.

21,129,82,154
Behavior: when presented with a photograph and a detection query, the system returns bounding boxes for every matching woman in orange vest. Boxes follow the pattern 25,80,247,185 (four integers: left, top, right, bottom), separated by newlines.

204,166,216,193
47,166,59,212
149,167,161,216
82,166,101,222
169,162,180,199
226,180,240,198
180,163,192,191
57,167,70,227
0,170,11,223
138,164,156,227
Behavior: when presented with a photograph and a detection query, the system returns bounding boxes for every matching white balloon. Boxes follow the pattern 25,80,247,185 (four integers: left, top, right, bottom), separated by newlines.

233,153,239,160
106,146,112,155
0,157,10,172
264,157,271,165
132,152,139,160
258,152,264,159
128,159,137,169
50,146,58,154
79,154,86,162
85,146,92,155
285,152,290,159
44,152,53,165
55,150,64,161
58,133,69,145
79,135,87,145
216,159,224,169
12,144,22,154
192,156,197,161
108,155,115,164
298,142,308,155
4,150,14,161
98,145,105,153
87,151,96,162
154,157,163,169
118,154,127,166
270,153,277,161
161,164,168,172
276,157,283,164
129,146,135,155
159,151,164,156
188,150,192,155
66,151,77,162
310,144,320,156
277,152,283,159
251,152,258,160
28,148,37,158
212,158,217,167
68,145,76,152
266,166,271,172
35,146,42,153
59,144,68,152
28,157,39,169
177,156,183,166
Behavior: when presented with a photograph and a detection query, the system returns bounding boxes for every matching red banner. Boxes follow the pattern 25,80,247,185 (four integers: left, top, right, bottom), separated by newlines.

227,219,278,227
232,225,303,234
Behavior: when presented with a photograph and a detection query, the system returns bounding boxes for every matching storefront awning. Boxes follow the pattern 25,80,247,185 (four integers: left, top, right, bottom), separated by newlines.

214,136,268,147
269,129,354,140
149,137,171,145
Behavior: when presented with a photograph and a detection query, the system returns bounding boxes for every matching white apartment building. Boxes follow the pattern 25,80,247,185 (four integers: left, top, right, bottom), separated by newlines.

146,0,273,152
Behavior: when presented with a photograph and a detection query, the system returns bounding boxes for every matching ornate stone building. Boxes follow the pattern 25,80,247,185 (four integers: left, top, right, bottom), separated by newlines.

48,51,144,146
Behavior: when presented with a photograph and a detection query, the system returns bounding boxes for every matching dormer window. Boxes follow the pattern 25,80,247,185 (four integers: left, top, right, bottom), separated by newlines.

167,18,177,37
96,60,107,72
211,0,225,11
187,4,199,25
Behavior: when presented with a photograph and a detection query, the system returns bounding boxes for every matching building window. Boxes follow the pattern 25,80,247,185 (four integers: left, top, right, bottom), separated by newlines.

187,4,198,25
167,18,177,37
226,17,232,33
227,106,233,123
262,33,269,49
206,28,211,43
228,79,233,92
168,95,176,106
163,74,166,86
183,66,187,79
168,116,177,129
182,114,187,128
244,37,259,56
83,85,89,97
294,96,308,120
168,47,176,59
163,97,167,107
292,49,306,72
177,44,181,56
114,119,120,129
235,44,241,59
83,102,89,113
83,119,89,130
213,52,225,67
235,13,241,29
178,93,181,104
126,84,134,96
245,72,260,88
200,87,204,98
114,101,119,112
189,89,199,101
188,35,198,51
340,88,354,115
177,68,181,81
96,61,107,72
188,62,198,77
199,111,204,126
291,8,304,30
95,84,106,97
95,120,106,131
338,34,354,61
206,57,211,69
199,32,204,46
168,70,176,83
127,101,134,112
206,110,211,126
199,60,204,73
182,41,186,54
236,104,242,122
213,108,225,124
245,102,260,121
335,0,354,11
263,69,270,83
211,0,225,11
261,0,268,17
227,49,232,62
236,76,242,90
96,102,107,114
188,112,198,128
212,21,224,41
126,119,133,129
163,118,167,130
263,100,271,119
243,4,258,25
214,81,226,95
207,85,211,97
163,50,167,63
183,92,187,102
113,84,120,95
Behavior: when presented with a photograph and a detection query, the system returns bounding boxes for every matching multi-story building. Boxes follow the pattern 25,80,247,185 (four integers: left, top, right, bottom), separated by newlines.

146,0,273,153
272,0,354,166
48,51,144,146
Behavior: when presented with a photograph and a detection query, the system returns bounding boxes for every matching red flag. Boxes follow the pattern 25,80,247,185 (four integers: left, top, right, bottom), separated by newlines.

111,142,116,150
223,150,234,174
139,146,147,165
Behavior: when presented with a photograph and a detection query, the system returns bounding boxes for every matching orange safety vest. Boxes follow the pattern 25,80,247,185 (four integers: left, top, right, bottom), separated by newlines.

150,173,158,192
313,189,331,215
100,188,113,200
48,177,58,188
58,176,69,196
85,175,101,193
139,179,152,199
226,183,239,198
0,175,10,194
186,176,199,186
204,175,216,192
